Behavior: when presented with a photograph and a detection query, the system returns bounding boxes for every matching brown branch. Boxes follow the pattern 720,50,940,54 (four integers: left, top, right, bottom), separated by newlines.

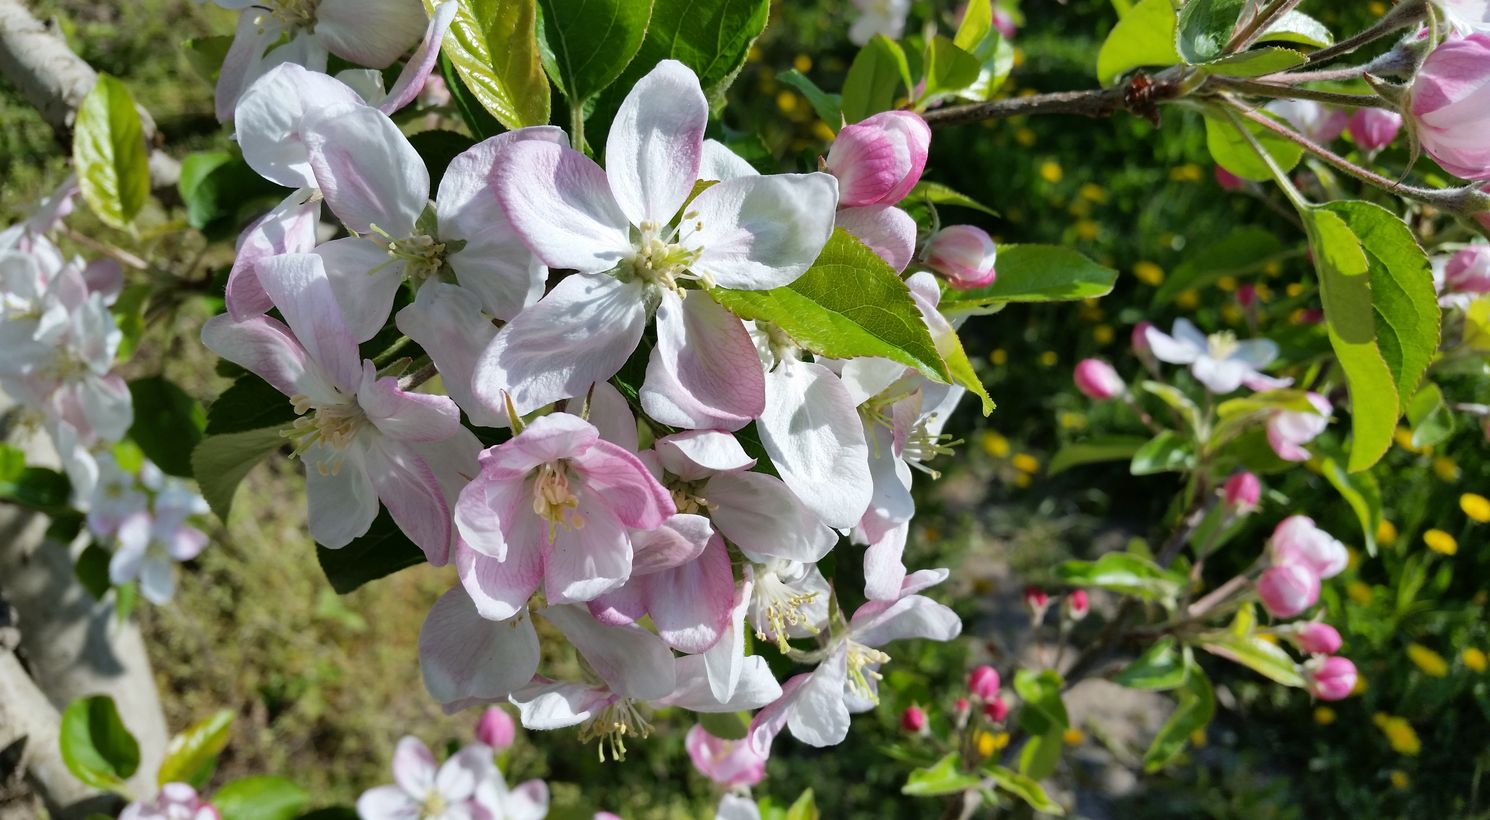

921,87,1126,127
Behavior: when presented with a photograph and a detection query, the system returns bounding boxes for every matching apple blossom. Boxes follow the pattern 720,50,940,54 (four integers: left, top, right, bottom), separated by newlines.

923,225,997,289
1257,564,1321,618
1023,585,1050,618
1306,656,1358,701
900,704,928,733
1269,515,1348,579
984,696,1010,723
849,0,910,45
108,508,209,605
476,707,517,751
1292,623,1344,656
1073,358,1124,400
746,559,832,653
824,111,930,208
1222,471,1262,512
1214,166,1245,191
1143,319,1281,394
1347,108,1403,152
472,767,550,820
1410,34,1490,180
1442,244,1490,295
836,204,918,271
716,794,763,820
1065,589,1090,621
968,665,1000,701
686,724,767,788
120,783,219,820
1265,99,1348,145
1266,392,1331,462
1438,0,1490,33
356,737,494,820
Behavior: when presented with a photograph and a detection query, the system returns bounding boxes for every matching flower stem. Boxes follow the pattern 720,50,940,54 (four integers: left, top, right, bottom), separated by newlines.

1301,0,1427,66
1211,77,1391,109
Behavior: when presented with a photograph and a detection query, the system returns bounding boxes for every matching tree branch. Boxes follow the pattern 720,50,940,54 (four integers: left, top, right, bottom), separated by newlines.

922,86,1126,128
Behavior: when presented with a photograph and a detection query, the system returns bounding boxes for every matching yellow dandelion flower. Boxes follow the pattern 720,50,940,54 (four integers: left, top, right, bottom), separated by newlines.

776,90,799,113
1062,727,1085,746
1393,427,1419,452
747,45,764,62
1460,493,1490,523
1094,324,1115,345
1390,770,1410,790
979,430,1010,458
1013,473,1032,488
1377,519,1398,545
1189,728,1207,748
990,348,1008,366
1216,275,1238,292
1012,453,1040,474
1263,260,1283,277
1079,183,1108,203
1314,706,1336,725
1372,712,1390,729
1352,675,1368,695
1424,529,1458,556
811,121,836,142
1015,127,1036,147
1285,282,1305,297
975,730,996,757
1463,647,1487,673
1069,199,1093,218
1407,643,1449,677
1038,350,1058,367
1176,290,1200,309
1220,304,1243,326
1040,161,1063,183
793,53,812,72
1434,456,1460,481
923,526,942,544
1368,1,1388,14
1347,581,1373,605
1346,546,1361,571
1058,411,1087,431
1379,716,1421,756
1133,261,1164,286
1075,220,1100,240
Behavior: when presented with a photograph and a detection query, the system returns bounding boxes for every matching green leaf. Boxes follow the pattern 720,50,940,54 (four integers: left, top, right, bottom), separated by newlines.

59,696,140,793
1319,455,1382,556
784,788,819,820
986,765,1065,815
1142,663,1214,771
1198,632,1305,686
1153,227,1286,306
1130,430,1195,475
1047,436,1148,476
75,542,113,600
920,36,982,102
941,245,1118,310
407,130,477,192
842,35,912,123
213,776,308,820
183,35,233,84
115,582,139,622
1197,46,1307,78
1216,389,1321,420
1407,382,1455,449
537,0,652,105
1257,11,1333,49
1018,729,1064,780
1013,669,1069,735
177,152,284,235
0,464,72,514
698,710,750,741
191,427,285,522
902,752,981,796
1053,552,1184,605
317,511,427,594
777,69,843,127
128,377,206,478
158,710,235,788
906,181,999,217
437,0,551,129
1203,109,1304,182
113,284,150,359
1096,0,1181,85
955,0,995,52
710,229,950,384
205,375,298,437
73,74,150,229
1115,638,1189,691
1176,0,1247,64
440,52,504,140
1138,381,1202,432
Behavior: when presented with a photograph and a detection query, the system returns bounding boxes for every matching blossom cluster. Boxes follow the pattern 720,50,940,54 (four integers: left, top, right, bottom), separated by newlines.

91,453,212,604
199,6,975,759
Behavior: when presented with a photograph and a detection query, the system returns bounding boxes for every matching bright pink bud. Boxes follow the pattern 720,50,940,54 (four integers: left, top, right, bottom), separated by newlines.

1222,471,1261,511
1024,585,1050,615
1257,564,1321,618
1347,108,1403,152
1294,622,1344,655
1306,656,1357,701
992,7,1017,39
1065,589,1090,620
1269,515,1348,579
1444,245,1490,294
923,225,997,289
1411,34,1490,180
1236,283,1258,308
1131,321,1155,357
475,706,516,750
901,704,929,733
1073,358,1124,400
955,697,971,716
983,696,1009,723
824,110,931,206
968,665,1001,701
1293,308,1325,325
1214,165,1245,191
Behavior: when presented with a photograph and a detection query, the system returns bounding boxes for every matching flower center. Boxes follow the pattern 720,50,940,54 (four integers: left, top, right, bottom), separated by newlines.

845,640,891,702
284,395,367,475
417,791,448,820
753,321,799,371
264,0,319,29
901,415,959,478
667,478,714,515
532,461,586,537
577,697,651,762
621,221,705,293
386,233,447,282
1206,330,1239,360
752,568,820,652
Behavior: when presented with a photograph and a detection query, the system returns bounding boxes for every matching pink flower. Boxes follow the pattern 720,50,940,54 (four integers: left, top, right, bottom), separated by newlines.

837,205,918,271
356,737,493,820
686,724,767,788
983,696,1009,723
968,665,1000,701
1411,33,1490,179
824,111,931,207
1266,393,1331,462
993,7,1018,38
900,704,928,733
1293,623,1344,655
1266,99,1348,144
1443,245,1490,294
922,225,997,289
1065,589,1090,621
1073,358,1124,400
1131,321,1156,358
1236,283,1258,309
1347,108,1403,152
475,707,516,751
1214,165,1245,191
1222,471,1261,511
1306,656,1357,701
1257,564,1321,618
1023,585,1050,616
120,783,219,820
1269,515,1348,579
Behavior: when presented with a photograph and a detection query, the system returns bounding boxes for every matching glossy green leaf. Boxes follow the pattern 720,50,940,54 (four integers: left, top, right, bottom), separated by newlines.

698,710,750,741
437,0,551,129
73,74,150,229
1203,109,1304,182
158,710,235,788
1018,729,1065,780
213,776,308,820
204,375,298,437
1139,381,1202,432
784,789,819,820
1199,631,1305,687
986,765,1065,815
1096,0,1181,85
955,0,995,51
1013,669,1069,734
1319,455,1382,556
1257,11,1333,49
75,542,112,600
317,511,427,594
1407,382,1455,448
1115,638,1189,691
439,52,504,140
1153,227,1286,306
710,230,950,384
902,752,981,796
920,36,982,102
178,152,284,235
1130,430,1195,475
941,245,1118,310
0,463,72,514
937,325,995,415
1176,0,1247,64
128,377,206,478
1047,436,1148,475
191,427,285,522
777,69,843,127
842,34,912,122
1197,46,1307,78
906,181,999,217
1142,663,1214,771
59,695,140,793
1054,552,1184,605
537,0,652,105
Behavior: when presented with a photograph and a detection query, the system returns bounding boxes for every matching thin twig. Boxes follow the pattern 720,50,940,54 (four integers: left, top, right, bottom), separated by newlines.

398,362,438,391
60,226,147,269
1300,0,1427,66
920,86,1127,127
1211,77,1391,109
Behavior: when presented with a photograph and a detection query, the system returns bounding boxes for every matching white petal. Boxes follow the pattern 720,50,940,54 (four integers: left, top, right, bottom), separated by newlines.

305,451,379,548
605,59,707,226
395,283,505,427
313,236,403,343
302,103,428,236
706,471,836,563
494,140,632,274
541,604,677,700
699,139,761,182
234,63,361,187
684,173,839,290
757,360,872,529
641,290,764,431
419,587,539,710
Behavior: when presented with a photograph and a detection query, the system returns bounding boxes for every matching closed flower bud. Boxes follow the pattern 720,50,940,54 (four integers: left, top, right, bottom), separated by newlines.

1222,471,1261,511
923,225,997,289
1347,108,1403,152
983,696,1010,723
1065,589,1090,621
1236,283,1258,309
1131,321,1156,359
1411,34,1490,180
1306,656,1358,701
1258,564,1321,618
1024,585,1051,620
1073,358,1124,400
1214,165,1245,191
968,665,1001,701
1269,515,1348,579
475,706,516,750
824,110,931,206
901,704,929,733
1293,622,1344,655
1443,245,1490,294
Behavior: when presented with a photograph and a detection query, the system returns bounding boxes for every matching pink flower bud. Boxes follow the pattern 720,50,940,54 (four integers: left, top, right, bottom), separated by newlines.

992,8,1017,39
968,665,1001,701
1266,99,1348,144
685,725,767,788
419,74,451,108
475,706,516,750
824,110,931,206
1294,308,1325,325
1236,283,1258,308
1411,33,1490,179
1065,589,1090,621
1347,108,1403,152
1306,656,1357,701
1024,585,1050,618
1269,515,1348,579
1258,564,1321,618
955,697,971,716
1073,358,1124,400
1293,622,1343,655
983,696,1010,723
901,704,929,733
923,225,997,289
1131,321,1155,357
1222,471,1261,511
1214,165,1246,191
1444,245,1490,294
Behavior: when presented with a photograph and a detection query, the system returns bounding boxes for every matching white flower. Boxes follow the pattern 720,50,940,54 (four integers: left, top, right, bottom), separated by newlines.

1143,319,1281,394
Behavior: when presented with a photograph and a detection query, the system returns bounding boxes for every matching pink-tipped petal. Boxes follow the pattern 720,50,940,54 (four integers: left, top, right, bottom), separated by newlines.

835,205,917,272
419,587,540,708
254,253,363,392
494,141,632,273
302,104,429,236
641,290,765,431
605,59,708,226
378,1,456,114
395,282,506,427
313,0,427,68
643,534,734,653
